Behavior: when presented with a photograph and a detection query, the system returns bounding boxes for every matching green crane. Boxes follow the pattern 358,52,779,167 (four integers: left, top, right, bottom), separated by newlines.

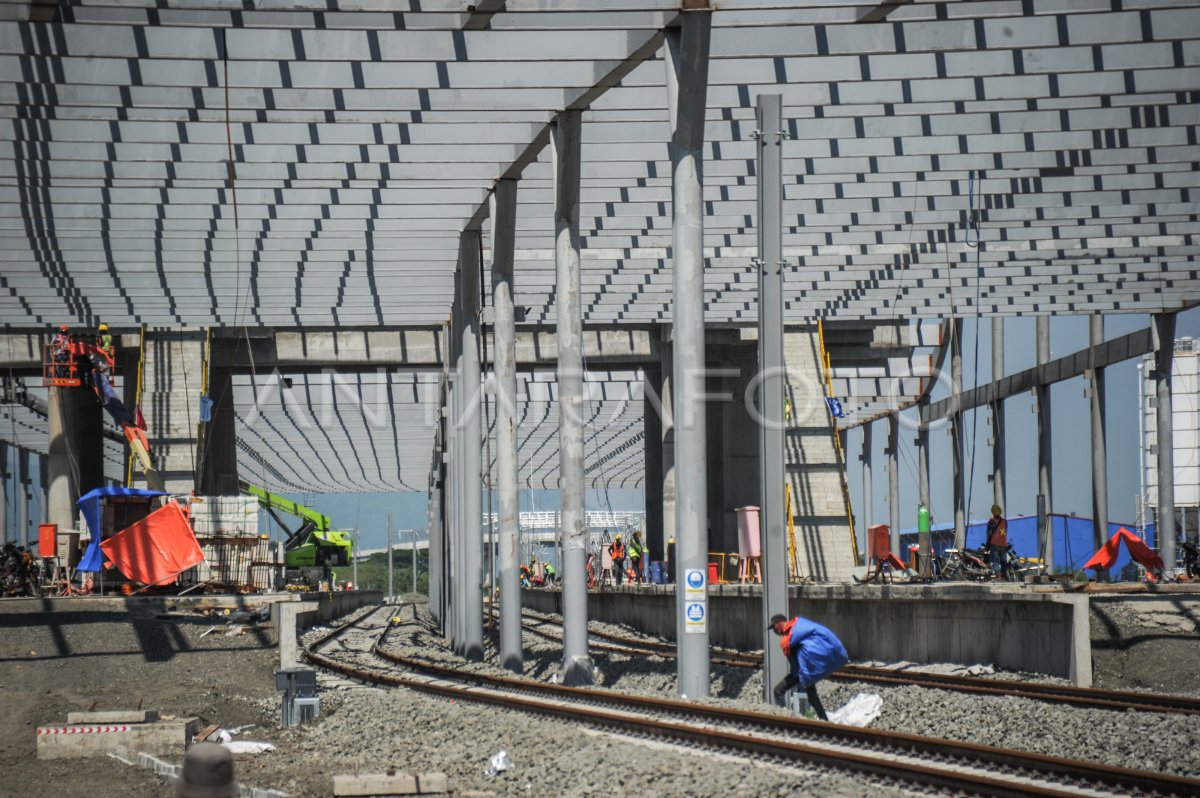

240,482,353,576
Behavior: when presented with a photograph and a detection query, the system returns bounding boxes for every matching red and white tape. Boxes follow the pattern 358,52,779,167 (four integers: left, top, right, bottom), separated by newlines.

37,725,131,735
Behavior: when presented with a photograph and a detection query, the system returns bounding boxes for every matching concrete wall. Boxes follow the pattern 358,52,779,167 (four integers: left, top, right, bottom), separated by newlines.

523,584,1092,686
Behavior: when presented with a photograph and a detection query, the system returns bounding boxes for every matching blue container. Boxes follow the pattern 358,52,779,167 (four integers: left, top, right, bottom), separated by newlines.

649,562,665,584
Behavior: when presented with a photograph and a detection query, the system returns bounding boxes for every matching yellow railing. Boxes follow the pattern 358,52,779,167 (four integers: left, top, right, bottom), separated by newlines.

816,320,860,566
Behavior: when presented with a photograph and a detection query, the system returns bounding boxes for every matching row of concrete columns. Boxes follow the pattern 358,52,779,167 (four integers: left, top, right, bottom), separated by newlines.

870,312,1180,574
428,9,714,694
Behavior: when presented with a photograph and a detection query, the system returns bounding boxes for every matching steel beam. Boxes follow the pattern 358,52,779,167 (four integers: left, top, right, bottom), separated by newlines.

755,93,787,705
458,230,485,662
991,317,1006,512
666,9,713,699
1153,312,1177,570
552,109,593,687
916,401,931,580
490,178,524,674
16,447,29,547
1089,316,1109,575
924,328,1153,423
951,318,965,549
387,513,394,601
1036,317,1053,572
0,442,7,544
448,294,462,646
862,423,873,530
887,413,900,557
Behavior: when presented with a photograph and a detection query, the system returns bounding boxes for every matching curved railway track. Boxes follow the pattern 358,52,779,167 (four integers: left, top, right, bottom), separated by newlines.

511,606,1200,717
305,604,1200,798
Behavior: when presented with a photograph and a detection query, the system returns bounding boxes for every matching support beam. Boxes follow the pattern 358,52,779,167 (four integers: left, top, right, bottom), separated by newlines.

916,401,931,580
1036,317,1053,572
1089,316,1109,577
643,363,664,565
16,447,29,547
661,334,676,578
861,424,873,531
198,339,238,495
924,328,1153,422
951,318,966,549
991,317,1006,512
552,109,592,686
447,295,462,646
490,178,523,674
887,414,900,558
458,231,484,661
0,442,7,543
666,8,713,699
387,513,394,601
46,387,103,537
755,92,787,705
1153,312,1177,570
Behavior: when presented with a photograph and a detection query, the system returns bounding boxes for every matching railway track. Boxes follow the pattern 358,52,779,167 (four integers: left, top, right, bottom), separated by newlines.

305,604,1200,798
512,606,1200,717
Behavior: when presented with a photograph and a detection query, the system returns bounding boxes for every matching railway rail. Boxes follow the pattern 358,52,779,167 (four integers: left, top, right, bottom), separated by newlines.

512,606,1200,717
304,604,1200,798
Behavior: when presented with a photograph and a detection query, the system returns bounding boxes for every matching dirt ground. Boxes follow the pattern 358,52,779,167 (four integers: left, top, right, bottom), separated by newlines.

0,593,1196,797
0,602,279,797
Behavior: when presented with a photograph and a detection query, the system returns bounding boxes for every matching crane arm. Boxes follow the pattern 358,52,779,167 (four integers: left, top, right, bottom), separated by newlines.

240,482,331,534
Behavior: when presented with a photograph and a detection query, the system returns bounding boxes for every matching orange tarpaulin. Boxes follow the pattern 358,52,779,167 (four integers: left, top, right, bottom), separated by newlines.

100,500,204,586
1081,527,1164,575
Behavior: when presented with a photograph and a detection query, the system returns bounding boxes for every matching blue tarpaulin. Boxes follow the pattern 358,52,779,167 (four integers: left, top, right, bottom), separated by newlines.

76,486,168,572
93,369,136,427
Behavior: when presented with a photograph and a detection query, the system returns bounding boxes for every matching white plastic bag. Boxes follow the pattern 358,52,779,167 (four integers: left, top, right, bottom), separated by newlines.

827,692,883,727
221,741,276,754
485,748,511,776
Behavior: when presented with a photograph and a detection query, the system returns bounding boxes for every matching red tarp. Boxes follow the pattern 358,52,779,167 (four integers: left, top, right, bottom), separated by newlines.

100,500,203,586
1081,527,1164,575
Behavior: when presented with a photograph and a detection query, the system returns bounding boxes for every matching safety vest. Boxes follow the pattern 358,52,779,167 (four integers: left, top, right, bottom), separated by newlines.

610,542,625,560
987,518,1008,547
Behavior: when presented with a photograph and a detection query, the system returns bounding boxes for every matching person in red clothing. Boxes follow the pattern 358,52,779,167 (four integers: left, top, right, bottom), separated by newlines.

768,613,848,720
985,505,1009,577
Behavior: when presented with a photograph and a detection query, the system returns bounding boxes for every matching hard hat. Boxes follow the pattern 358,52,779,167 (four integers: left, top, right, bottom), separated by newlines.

991,505,1002,516
615,533,622,539
98,323,108,331
59,324,68,332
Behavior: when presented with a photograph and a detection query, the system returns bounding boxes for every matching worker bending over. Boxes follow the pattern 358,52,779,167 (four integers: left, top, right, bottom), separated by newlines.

768,613,848,721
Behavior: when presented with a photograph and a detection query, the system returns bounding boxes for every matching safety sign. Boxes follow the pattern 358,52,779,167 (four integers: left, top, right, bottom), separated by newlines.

684,601,706,634
684,568,706,600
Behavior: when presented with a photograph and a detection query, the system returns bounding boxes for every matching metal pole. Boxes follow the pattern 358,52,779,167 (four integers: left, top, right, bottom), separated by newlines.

387,513,393,601
887,414,900,558
412,528,418,595
755,93,787,705
552,109,592,686
991,317,1006,511
459,230,484,661
16,447,29,548
951,318,966,548
448,296,462,645
1154,312,1177,570
1089,315,1109,577
0,442,7,544
666,10,713,699
1036,316,1053,573
916,403,931,580
1138,361,1147,539
861,424,873,532
491,178,523,673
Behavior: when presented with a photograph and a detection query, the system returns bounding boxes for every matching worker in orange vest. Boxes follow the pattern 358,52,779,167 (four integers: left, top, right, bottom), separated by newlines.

986,505,1009,577
608,534,626,585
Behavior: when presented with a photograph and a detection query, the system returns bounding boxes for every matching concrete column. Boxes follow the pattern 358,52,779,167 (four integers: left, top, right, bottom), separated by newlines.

39,453,48,523
47,386,105,536
643,363,664,563
199,340,238,495
0,442,7,544
16,447,30,547
490,178,523,673
1153,312,1177,570
666,9,713,699
756,93,787,704
458,231,484,661
887,414,900,557
660,334,676,576
447,297,462,645
1088,315,1109,575
951,318,966,549
917,400,931,579
991,317,1006,512
552,109,592,686
1036,316,1053,572
861,423,873,531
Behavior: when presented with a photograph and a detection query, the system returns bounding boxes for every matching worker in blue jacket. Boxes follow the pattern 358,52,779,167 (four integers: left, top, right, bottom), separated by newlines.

768,613,848,720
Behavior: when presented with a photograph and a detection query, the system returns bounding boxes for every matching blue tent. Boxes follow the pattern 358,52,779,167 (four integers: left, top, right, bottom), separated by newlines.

76,486,168,572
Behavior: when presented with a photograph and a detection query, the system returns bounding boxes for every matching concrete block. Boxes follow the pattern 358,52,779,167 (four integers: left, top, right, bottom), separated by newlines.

37,717,200,760
275,600,320,670
66,709,159,724
332,771,448,796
